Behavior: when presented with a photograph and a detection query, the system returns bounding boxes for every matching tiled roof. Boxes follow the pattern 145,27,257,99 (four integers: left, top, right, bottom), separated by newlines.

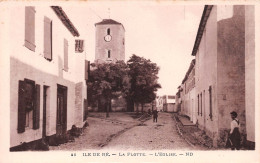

191,5,213,56
95,19,122,26
51,6,80,37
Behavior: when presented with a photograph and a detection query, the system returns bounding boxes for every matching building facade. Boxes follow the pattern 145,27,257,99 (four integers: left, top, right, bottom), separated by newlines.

156,96,163,111
9,6,88,150
191,5,255,148
95,19,125,63
162,95,176,112
180,59,196,123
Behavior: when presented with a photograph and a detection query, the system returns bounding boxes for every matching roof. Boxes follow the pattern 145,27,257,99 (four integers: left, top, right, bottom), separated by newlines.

191,5,213,56
95,19,121,25
182,59,196,84
95,19,125,30
51,6,80,37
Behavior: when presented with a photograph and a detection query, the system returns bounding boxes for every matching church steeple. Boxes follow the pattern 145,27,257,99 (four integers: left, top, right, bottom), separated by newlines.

94,19,125,64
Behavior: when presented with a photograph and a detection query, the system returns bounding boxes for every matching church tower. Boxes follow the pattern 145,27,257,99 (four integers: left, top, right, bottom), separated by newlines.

95,19,125,63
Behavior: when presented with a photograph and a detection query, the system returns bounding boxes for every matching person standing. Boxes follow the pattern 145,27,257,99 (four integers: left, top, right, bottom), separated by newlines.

227,111,241,150
153,110,158,123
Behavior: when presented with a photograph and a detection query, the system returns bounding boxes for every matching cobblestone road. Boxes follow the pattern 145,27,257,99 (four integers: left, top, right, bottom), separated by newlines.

50,112,201,151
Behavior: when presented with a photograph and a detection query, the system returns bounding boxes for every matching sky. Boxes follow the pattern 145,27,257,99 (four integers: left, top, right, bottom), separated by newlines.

62,2,204,96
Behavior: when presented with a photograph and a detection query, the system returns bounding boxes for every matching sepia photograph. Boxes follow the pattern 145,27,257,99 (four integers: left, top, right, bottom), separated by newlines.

0,0,259,163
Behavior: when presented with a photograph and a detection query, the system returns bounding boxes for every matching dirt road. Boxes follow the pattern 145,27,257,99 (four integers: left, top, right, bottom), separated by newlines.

50,112,200,151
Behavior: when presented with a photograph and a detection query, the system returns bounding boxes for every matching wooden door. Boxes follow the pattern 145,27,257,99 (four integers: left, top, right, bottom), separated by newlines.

56,85,67,136
42,86,48,139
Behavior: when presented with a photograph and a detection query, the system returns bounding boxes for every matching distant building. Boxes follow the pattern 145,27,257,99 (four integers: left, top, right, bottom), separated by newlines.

95,19,125,63
156,96,163,111
175,86,181,113
162,95,176,112
179,59,196,123
9,6,88,150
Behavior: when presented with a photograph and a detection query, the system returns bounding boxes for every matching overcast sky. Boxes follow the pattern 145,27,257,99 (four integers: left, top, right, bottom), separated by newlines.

63,2,204,96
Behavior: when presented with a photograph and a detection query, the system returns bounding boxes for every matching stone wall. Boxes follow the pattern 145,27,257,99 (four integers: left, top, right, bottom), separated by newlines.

217,5,246,146
95,24,125,63
245,5,255,145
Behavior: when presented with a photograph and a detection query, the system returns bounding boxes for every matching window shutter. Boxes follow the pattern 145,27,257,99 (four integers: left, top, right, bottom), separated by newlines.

33,84,40,129
64,39,68,71
85,60,89,80
18,80,26,133
75,40,84,53
24,6,36,51
44,17,52,61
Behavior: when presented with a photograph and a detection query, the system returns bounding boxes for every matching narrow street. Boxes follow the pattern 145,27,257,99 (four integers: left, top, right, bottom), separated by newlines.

50,112,203,151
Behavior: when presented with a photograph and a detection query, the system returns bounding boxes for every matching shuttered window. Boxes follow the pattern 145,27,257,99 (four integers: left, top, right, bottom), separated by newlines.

209,86,213,120
200,93,202,116
64,39,68,71
18,81,26,133
33,84,40,129
44,16,52,61
24,6,36,51
17,79,40,133
75,40,84,53
197,94,199,115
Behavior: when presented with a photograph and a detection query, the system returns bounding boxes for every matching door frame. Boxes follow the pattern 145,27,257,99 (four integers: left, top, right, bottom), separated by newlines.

56,84,68,136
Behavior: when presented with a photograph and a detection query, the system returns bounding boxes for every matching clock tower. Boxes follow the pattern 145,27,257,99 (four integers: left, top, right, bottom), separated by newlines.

95,19,125,63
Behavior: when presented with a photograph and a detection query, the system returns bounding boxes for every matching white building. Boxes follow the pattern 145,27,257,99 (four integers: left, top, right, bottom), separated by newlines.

9,6,88,150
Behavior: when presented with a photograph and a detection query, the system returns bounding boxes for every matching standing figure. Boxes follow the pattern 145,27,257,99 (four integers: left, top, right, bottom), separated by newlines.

153,110,158,123
227,111,241,150
148,109,151,116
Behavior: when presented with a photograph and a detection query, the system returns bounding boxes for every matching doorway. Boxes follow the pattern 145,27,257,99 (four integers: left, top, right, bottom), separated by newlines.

56,84,67,137
42,86,49,140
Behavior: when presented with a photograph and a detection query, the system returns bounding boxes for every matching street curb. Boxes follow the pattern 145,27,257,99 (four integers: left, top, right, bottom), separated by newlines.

172,114,195,148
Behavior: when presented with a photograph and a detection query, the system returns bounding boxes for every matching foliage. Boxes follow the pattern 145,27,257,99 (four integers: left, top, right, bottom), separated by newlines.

127,54,161,111
87,61,129,116
87,55,161,114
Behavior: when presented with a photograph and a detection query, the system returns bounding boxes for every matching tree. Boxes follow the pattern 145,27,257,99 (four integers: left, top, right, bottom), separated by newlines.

127,54,161,113
87,61,129,117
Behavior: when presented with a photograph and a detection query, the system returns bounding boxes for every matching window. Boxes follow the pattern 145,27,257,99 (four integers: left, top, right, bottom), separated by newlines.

209,86,213,120
197,94,199,115
25,110,33,128
108,50,111,58
75,40,84,53
107,28,110,35
44,16,52,61
64,39,68,71
24,6,36,51
18,79,40,133
203,90,205,116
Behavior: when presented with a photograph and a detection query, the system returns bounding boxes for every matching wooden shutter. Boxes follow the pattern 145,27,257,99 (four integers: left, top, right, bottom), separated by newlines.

33,84,40,129
64,39,68,71
85,60,89,80
18,81,26,133
75,40,84,53
24,6,36,51
44,16,52,61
